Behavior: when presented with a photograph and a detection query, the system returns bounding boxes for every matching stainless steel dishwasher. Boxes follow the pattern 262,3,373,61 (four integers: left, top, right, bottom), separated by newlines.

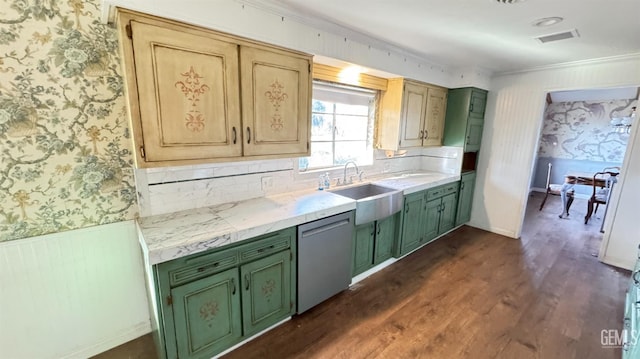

297,211,354,314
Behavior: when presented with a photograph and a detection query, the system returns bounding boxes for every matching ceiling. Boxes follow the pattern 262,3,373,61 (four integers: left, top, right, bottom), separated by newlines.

270,0,640,73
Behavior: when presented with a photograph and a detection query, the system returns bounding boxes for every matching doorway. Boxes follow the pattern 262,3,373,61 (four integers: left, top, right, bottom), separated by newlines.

526,87,638,233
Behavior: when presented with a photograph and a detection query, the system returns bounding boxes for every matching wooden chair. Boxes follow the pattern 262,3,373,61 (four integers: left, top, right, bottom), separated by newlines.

584,167,620,224
539,163,575,214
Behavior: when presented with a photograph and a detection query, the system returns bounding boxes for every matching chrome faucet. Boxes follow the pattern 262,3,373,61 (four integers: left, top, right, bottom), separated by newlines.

339,161,364,186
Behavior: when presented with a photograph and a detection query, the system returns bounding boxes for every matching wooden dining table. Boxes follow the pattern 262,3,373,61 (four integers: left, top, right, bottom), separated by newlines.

564,171,613,226
567,171,607,187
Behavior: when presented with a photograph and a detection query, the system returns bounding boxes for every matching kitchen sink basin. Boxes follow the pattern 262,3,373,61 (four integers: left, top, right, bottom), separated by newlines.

331,184,403,225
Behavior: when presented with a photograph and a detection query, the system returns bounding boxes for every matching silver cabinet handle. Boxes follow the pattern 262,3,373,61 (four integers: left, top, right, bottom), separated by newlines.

232,127,237,144
633,270,640,285
423,130,428,139
231,278,236,295
245,274,250,290
246,127,251,144
419,130,424,139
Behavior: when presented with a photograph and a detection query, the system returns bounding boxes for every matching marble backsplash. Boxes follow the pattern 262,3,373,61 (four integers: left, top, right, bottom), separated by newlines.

135,146,463,216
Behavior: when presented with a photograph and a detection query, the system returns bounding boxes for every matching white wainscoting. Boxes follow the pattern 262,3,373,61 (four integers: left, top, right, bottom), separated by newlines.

0,221,150,359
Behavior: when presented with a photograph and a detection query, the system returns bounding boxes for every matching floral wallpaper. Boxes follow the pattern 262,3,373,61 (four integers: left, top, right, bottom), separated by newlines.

0,0,136,241
539,99,637,162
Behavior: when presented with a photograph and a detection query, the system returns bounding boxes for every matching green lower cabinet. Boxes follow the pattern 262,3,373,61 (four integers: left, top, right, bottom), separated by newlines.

423,198,441,243
439,193,458,234
241,250,292,336
456,171,476,226
424,192,457,244
373,214,398,265
154,227,296,359
171,268,242,359
398,191,427,256
352,222,375,276
352,214,399,277
398,182,460,257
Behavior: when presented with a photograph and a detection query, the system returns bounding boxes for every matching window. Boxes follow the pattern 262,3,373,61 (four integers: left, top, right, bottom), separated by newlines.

299,82,376,171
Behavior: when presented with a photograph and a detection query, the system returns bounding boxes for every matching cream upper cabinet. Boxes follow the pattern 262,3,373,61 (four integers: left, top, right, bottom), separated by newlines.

117,10,311,167
423,87,447,146
377,78,447,150
399,81,429,148
129,21,242,162
240,47,309,157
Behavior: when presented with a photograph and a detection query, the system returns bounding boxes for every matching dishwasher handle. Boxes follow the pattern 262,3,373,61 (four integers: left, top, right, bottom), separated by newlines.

300,219,350,238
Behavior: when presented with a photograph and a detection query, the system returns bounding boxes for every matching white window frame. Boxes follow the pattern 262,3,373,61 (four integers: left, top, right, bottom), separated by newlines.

298,81,377,173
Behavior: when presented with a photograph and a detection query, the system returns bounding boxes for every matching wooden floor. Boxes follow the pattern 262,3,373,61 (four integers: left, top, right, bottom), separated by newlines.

96,192,630,359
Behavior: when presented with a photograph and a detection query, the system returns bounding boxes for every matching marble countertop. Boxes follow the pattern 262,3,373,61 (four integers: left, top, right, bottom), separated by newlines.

138,171,460,265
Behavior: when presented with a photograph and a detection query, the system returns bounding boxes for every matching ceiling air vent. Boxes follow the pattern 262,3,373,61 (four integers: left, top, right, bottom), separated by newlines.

535,29,580,43
495,0,525,3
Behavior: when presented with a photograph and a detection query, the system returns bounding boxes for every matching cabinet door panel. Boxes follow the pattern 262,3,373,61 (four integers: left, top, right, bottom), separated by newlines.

456,172,476,226
399,83,428,148
353,223,375,276
240,47,310,156
438,193,458,235
469,90,487,117
241,250,292,336
424,199,441,244
399,192,425,255
171,268,241,359
465,116,484,152
423,88,447,146
374,215,397,265
130,21,242,161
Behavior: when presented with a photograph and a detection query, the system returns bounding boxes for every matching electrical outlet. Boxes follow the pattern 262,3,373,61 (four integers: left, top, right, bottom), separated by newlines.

261,176,274,191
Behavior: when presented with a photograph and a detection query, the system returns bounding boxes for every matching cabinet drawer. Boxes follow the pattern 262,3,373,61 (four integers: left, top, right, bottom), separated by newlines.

238,229,293,263
427,183,458,201
168,248,239,287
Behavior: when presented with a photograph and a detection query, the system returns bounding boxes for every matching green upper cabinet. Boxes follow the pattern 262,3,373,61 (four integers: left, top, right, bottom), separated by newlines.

456,171,477,226
443,87,488,152
171,268,242,359
469,90,487,117
465,116,484,153
240,250,292,336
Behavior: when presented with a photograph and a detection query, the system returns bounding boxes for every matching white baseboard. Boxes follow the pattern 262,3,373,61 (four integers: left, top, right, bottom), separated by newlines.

466,221,518,239
599,255,634,271
62,321,151,359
